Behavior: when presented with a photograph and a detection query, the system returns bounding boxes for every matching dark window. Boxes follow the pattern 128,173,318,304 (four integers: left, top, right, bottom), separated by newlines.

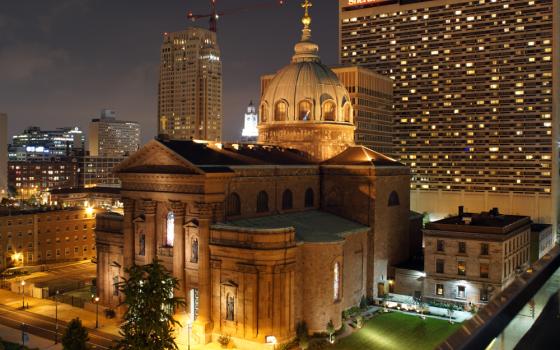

436,284,444,296
458,241,466,254
480,287,489,302
481,243,489,255
282,189,293,210
388,191,400,206
257,191,269,213
191,238,199,263
139,234,145,256
304,188,314,208
113,276,119,296
480,263,489,278
436,259,444,274
437,240,444,252
227,192,241,216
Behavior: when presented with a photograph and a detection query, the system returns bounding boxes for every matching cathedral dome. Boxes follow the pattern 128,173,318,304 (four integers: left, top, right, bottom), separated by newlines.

259,3,353,125
257,0,355,162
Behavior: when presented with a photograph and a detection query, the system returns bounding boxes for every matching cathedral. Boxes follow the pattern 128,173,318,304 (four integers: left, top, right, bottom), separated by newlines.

95,2,411,348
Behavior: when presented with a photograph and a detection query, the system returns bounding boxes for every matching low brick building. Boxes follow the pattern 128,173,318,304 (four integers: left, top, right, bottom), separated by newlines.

0,207,100,270
423,208,532,305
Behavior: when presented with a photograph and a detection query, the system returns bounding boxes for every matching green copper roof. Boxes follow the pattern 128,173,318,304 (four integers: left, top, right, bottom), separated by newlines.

221,210,369,243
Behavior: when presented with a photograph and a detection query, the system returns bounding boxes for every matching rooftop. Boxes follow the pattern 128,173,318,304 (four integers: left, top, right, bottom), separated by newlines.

323,146,403,167
425,209,531,235
50,187,120,195
216,210,369,243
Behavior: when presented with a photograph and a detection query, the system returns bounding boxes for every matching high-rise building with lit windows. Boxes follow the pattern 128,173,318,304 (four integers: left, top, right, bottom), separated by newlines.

158,27,222,141
88,109,140,157
0,113,7,198
340,0,559,225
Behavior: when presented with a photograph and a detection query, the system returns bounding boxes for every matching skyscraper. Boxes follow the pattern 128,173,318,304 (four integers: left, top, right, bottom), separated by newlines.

158,27,222,141
339,0,559,225
9,126,84,161
0,113,7,198
88,109,140,157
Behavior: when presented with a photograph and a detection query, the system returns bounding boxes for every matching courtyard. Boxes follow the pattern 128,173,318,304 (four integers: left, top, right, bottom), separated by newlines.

333,312,462,350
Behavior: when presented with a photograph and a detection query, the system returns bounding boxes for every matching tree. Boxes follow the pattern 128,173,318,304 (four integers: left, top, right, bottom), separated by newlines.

62,318,89,350
115,259,186,350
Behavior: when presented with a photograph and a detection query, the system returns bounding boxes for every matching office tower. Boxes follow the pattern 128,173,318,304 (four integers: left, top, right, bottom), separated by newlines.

80,156,123,188
88,109,140,157
9,126,84,161
241,101,258,141
158,27,222,141
0,113,7,198
260,65,394,155
340,0,558,224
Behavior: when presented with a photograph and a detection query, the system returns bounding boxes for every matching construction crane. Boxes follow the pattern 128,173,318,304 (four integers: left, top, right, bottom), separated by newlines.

187,0,287,33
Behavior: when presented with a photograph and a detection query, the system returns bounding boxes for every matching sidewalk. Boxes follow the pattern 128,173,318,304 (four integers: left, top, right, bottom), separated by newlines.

0,323,62,350
0,288,121,336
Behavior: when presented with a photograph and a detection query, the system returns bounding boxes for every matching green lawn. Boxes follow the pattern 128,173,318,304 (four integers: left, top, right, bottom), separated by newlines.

333,312,462,350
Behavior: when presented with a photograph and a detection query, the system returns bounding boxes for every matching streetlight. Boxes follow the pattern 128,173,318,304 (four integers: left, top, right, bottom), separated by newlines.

20,280,26,309
187,322,192,350
55,290,59,344
94,296,100,328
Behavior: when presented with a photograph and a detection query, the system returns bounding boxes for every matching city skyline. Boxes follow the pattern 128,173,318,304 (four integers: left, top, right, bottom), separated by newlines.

0,0,339,144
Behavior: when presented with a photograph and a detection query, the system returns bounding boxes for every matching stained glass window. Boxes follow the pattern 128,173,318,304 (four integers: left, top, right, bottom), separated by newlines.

166,212,175,247
334,262,340,301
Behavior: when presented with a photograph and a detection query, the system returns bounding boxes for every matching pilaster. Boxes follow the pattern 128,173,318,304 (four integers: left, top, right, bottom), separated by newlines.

171,201,186,299
144,200,157,264
123,198,135,269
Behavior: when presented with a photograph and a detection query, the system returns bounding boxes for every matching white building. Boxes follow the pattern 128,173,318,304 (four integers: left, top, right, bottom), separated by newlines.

241,101,258,141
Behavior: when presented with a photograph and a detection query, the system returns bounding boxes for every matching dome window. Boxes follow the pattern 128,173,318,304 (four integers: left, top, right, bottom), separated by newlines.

274,101,288,121
298,100,313,121
260,103,268,123
343,103,352,123
323,101,336,121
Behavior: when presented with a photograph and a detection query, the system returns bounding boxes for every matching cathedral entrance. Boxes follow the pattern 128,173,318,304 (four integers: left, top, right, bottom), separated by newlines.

377,282,386,297
189,288,199,321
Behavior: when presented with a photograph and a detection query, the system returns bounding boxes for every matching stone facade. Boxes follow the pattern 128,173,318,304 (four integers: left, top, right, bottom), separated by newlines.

423,210,532,304
94,139,410,348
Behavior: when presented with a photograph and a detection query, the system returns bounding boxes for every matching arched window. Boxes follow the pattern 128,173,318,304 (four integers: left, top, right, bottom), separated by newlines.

226,294,235,321
298,100,312,121
139,232,146,256
304,188,314,208
260,104,268,123
274,101,288,121
282,189,293,210
191,237,199,263
227,192,241,216
166,211,175,247
388,191,400,207
323,101,336,121
343,103,352,123
257,191,269,213
333,262,341,301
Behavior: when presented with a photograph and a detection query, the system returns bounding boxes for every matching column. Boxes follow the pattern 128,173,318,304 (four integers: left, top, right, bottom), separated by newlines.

171,201,186,300
192,202,216,344
144,200,157,264
122,198,135,269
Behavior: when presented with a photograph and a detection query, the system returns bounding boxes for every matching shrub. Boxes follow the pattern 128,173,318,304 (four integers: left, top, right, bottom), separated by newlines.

217,334,231,347
296,321,309,340
62,318,89,350
356,315,364,329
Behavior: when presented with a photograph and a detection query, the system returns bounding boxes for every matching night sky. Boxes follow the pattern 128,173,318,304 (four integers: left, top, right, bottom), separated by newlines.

0,0,339,144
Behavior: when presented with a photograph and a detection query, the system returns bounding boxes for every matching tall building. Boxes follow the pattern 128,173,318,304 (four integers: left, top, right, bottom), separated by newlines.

241,101,258,141
9,126,84,161
80,156,123,188
261,65,394,155
0,113,7,198
158,27,222,141
339,0,559,225
88,109,140,157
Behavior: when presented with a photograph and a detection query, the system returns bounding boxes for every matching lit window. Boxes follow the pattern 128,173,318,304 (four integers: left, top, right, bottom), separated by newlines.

166,212,175,247
334,262,341,302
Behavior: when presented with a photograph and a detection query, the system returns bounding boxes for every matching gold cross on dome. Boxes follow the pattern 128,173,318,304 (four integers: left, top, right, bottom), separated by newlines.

302,0,312,16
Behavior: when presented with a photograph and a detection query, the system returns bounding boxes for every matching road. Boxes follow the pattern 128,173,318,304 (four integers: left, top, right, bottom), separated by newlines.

0,303,119,349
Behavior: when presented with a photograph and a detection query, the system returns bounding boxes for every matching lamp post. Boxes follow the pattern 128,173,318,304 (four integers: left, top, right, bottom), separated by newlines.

55,290,59,344
187,322,192,350
20,280,26,309
94,296,100,328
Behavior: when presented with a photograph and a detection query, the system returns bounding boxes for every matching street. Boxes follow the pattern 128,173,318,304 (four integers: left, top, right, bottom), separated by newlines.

0,303,118,349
